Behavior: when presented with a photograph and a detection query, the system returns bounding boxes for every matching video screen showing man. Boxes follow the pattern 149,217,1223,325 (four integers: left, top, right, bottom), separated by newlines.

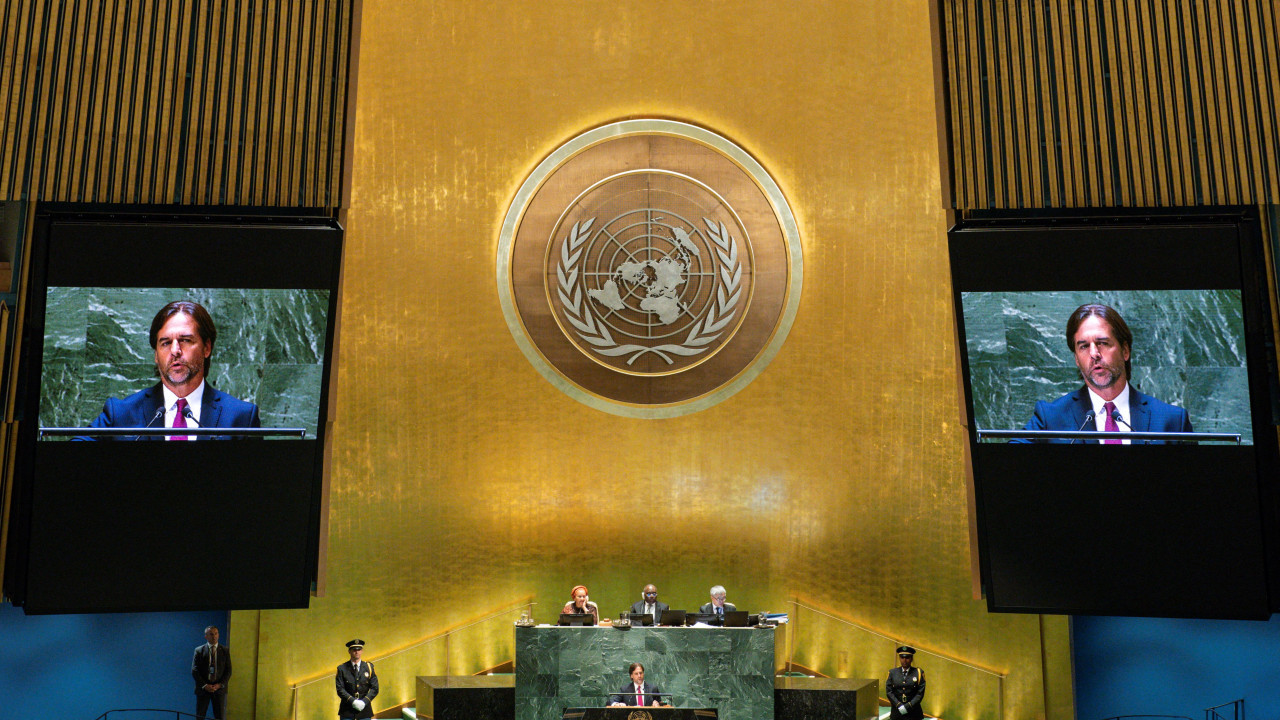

1017,303,1191,443
86,301,260,439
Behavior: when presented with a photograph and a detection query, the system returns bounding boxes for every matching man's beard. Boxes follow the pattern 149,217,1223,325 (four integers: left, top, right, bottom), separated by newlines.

162,359,202,385
1085,362,1123,390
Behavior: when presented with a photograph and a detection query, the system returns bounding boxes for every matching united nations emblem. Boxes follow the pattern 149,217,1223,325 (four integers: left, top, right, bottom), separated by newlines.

499,120,801,417
627,711,654,720
551,172,750,373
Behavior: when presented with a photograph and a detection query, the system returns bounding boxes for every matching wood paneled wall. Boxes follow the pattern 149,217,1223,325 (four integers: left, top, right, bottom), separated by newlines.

0,0,354,206
940,0,1280,209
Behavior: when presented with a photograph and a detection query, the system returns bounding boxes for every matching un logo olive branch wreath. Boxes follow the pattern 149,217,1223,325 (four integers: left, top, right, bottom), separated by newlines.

556,217,742,366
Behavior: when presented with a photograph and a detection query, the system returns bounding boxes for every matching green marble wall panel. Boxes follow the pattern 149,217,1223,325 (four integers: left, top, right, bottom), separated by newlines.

961,290,1253,444
39,287,329,438
515,626,775,720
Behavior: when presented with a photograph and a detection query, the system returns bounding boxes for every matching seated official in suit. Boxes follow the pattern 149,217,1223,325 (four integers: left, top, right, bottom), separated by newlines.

86,300,260,440
629,584,669,624
1016,303,1191,444
608,663,668,707
562,584,599,625
699,584,736,618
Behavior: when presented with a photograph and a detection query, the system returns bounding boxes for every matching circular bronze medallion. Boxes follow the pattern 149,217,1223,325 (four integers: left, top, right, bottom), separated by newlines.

498,120,801,417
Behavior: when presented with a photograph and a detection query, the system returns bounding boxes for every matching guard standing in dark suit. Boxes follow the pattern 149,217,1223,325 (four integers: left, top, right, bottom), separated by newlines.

336,639,379,719
192,625,231,719
886,645,925,720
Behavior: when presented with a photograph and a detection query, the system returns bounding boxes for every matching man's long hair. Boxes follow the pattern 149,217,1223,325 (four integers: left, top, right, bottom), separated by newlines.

150,300,217,376
1065,303,1132,379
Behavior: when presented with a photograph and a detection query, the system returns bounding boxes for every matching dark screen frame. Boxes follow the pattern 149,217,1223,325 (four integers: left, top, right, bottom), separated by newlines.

949,207,1280,619
3,205,343,613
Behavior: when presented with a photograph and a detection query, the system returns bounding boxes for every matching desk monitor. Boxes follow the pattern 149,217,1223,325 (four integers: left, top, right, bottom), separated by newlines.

684,612,719,626
658,609,686,626
723,610,749,627
623,612,654,626
559,613,596,626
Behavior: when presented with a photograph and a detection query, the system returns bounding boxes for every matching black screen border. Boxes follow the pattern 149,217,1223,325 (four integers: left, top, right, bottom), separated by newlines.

949,207,1280,618
4,204,343,613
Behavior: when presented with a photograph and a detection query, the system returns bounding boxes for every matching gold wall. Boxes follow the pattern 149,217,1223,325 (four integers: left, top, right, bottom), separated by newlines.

233,2,1069,720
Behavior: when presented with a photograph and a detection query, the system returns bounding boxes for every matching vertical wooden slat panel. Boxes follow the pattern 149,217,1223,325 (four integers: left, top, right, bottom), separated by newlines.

1160,0,1189,206
1,0,353,207
1220,1,1250,203
37,0,70,201
964,1,986,208
1147,0,1171,206
97,0,125,201
949,0,972,207
284,0,303,205
942,0,1280,210
1254,2,1280,200
255,2,279,205
1030,0,1057,207
1111,0,1141,203
245,1,266,204
1174,0,1204,205
299,0,319,206
4,0,39,196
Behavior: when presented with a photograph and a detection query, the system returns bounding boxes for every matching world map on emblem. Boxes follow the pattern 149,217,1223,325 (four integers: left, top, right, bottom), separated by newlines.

550,177,752,374
555,207,745,371
498,120,801,416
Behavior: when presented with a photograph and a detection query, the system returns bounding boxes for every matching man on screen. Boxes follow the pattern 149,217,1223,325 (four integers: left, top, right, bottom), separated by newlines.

1018,303,1191,444
87,300,260,439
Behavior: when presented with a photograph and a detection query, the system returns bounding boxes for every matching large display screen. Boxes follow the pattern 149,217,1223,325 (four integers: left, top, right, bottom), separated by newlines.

3,207,342,613
962,289,1252,445
39,287,328,440
950,209,1280,619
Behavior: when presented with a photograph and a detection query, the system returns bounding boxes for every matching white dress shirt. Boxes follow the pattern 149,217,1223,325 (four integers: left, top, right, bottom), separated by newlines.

1087,384,1131,444
162,380,205,441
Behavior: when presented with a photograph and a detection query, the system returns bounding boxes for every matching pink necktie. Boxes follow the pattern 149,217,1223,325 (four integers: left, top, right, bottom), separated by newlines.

637,687,643,706
173,398,188,441
1103,401,1120,444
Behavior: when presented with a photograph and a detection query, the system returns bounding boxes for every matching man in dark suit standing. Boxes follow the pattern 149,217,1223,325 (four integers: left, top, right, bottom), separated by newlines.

336,639,378,719
886,645,925,719
192,625,231,719
86,301,260,439
1017,303,1192,443
608,663,667,707
628,584,669,624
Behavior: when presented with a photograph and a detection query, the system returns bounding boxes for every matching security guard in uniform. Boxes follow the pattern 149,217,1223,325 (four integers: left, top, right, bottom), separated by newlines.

336,639,379,719
886,645,925,720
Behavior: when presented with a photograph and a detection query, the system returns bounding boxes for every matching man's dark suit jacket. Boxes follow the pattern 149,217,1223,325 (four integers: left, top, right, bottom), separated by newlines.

629,600,670,622
192,643,231,694
1016,386,1192,444
336,661,379,719
699,601,737,614
88,382,261,439
608,681,666,706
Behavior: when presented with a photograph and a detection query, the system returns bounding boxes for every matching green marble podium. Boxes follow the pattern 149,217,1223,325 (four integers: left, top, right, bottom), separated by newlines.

516,625,781,720
562,708,718,720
